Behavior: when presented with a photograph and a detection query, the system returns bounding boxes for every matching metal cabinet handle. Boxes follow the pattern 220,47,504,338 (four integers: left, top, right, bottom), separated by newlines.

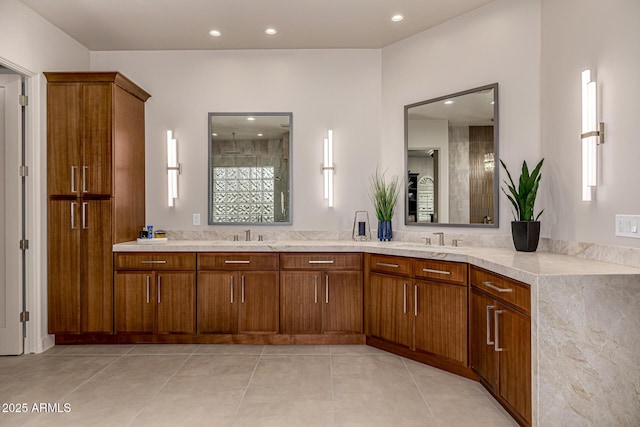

486,305,495,345
141,260,167,264
325,275,329,304
309,260,334,264
82,166,88,193
494,310,503,352
157,276,161,304
377,262,399,268
225,260,250,264
230,275,234,304
422,268,451,275
71,166,77,193
70,202,76,229
314,275,318,304
146,276,150,304
403,283,408,314
483,281,513,293
414,285,418,316
241,275,245,303
82,202,88,229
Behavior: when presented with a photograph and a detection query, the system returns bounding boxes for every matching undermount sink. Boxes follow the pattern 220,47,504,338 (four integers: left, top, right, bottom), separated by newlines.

385,241,465,250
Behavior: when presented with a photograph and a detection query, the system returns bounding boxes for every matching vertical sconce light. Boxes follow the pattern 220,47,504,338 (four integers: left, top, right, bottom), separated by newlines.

322,130,334,207
581,69,605,202
166,130,182,207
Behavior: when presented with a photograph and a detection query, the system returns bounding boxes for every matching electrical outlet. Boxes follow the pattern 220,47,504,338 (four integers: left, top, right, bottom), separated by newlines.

615,215,640,238
192,213,201,226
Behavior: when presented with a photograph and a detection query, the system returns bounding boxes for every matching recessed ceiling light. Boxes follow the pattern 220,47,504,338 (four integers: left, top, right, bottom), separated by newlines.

391,15,404,22
257,133,263,137
247,117,256,121
265,28,277,35
208,30,221,37
490,101,495,105
444,100,454,105
212,133,218,136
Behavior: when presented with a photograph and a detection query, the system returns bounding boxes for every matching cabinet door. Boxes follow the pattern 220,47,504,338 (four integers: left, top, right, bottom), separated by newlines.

157,272,196,334
114,272,155,333
470,289,498,388
322,271,363,334
414,280,467,364
47,200,81,333
81,83,112,196
80,199,113,333
47,84,80,197
238,272,279,334
368,273,412,348
280,271,322,334
496,305,532,424
197,272,237,334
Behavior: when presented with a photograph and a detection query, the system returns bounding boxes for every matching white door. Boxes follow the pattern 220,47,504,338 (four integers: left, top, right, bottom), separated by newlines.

0,73,23,355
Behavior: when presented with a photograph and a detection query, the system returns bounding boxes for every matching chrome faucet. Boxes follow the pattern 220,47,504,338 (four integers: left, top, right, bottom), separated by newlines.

433,232,445,246
244,229,251,241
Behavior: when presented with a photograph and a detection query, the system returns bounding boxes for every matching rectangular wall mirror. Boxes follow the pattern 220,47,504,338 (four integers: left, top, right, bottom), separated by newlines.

405,83,498,227
208,112,292,225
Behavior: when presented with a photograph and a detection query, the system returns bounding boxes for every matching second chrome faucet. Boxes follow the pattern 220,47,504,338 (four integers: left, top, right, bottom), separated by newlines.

432,232,445,246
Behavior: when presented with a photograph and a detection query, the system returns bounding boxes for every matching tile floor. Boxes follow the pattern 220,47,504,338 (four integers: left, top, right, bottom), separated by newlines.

0,345,517,426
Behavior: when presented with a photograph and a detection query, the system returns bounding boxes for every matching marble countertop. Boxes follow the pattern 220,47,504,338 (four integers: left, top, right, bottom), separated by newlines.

113,240,640,286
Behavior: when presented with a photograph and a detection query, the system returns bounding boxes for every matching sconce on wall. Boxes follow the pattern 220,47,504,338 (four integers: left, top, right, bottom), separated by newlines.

581,69,605,202
167,130,182,207
322,129,334,207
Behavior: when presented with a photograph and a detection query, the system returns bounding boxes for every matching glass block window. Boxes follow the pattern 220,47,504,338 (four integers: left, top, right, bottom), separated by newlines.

211,167,275,223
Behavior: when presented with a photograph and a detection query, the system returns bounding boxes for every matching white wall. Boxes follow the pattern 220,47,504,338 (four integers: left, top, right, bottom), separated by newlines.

90,49,381,233
541,0,640,247
0,0,90,353
381,0,542,234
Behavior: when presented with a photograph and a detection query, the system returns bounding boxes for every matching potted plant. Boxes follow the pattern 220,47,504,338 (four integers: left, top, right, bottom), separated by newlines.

369,168,400,241
500,158,544,252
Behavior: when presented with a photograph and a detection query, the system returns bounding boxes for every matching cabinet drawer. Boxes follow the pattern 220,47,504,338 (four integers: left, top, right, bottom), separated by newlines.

368,254,412,276
198,253,278,271
470,267,530,315
280,253,362,270
114,253,196,271
413,259,467,285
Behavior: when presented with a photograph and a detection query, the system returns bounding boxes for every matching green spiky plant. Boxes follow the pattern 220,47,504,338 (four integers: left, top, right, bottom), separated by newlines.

500,158,544,221
368,168,400,221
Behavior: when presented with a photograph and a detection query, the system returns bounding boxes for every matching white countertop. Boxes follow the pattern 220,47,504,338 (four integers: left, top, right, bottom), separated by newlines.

113,240,640,286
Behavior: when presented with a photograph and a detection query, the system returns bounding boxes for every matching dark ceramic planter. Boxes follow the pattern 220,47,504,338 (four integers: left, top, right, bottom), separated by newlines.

511,221,540,252
378,220,392,241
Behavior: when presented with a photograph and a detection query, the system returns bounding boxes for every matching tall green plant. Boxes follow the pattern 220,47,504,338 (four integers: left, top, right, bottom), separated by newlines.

500,158,544,221
368,168,400,221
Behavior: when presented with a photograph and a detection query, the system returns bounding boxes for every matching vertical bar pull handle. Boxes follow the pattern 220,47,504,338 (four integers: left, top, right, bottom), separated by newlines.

241,275,245,303
325,275,329,304
70,202,76,229
146,276,150,304
414,285,418,316
494,310,504,352
71,166,77,193
82,202,88,229
486,305,495,345
314,275,318,304
403,283,408,314
82,166,88,193
230,275,234,304
157,276,161,304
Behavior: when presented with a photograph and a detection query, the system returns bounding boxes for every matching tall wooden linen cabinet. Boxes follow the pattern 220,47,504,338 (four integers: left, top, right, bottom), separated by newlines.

45,72,150,335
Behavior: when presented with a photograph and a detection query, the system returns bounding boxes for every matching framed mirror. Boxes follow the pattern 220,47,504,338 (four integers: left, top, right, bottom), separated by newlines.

405,83,498,227
208,112,292,225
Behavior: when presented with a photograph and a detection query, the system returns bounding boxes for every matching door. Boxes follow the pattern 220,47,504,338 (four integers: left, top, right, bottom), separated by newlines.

47,83,80,197
0,73,23,354
237,271,279,334
81,84,112,196
322,271,362,334
414,280,467,364
197,271,237,334
114,271,155,333
470,289,498,388
280,271,321,334
156,272,196,334
368,273,413,348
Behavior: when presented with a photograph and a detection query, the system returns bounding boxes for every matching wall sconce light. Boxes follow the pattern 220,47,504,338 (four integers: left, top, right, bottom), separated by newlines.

166,130,182,207
581,69,605,202
322,130,334,207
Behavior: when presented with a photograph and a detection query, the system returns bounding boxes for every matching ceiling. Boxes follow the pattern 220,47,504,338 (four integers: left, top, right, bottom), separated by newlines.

19,0,495,51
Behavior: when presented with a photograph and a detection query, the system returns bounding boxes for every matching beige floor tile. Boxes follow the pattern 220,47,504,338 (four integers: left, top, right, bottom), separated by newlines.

126,344,199,355
44,345,133,356
329,344,390,356
163,355,259,393
234,399,334,427
262,344,331,355
194,344,264,355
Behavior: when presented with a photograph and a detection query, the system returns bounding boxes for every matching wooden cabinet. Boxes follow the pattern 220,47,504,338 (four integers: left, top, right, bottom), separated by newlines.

46,72,150,336
114,253,196,334
197,253,279,334
280,253,363,335
470,266,531,426
368,272,413,348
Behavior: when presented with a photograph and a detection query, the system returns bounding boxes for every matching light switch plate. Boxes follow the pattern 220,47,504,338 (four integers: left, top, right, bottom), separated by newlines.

192,213,201,226
615,215,640,238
